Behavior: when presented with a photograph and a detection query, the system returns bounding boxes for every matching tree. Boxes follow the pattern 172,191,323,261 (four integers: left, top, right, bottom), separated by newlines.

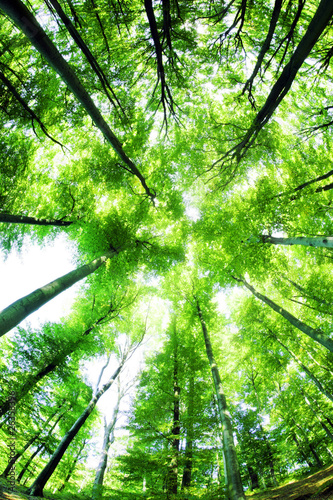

1,0,333,496
195,298,245,500
26,354,125,496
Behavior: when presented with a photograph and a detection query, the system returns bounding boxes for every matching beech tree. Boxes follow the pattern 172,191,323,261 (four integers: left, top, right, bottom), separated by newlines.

1,0,333,497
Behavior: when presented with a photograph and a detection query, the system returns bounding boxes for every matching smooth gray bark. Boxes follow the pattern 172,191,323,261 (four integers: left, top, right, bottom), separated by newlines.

26,362,123,497
196,299,245,500
0,249,117,337
91,388,121,499
0,0,154,201
181,375,194,490
260,235,333,249
233,276,333,353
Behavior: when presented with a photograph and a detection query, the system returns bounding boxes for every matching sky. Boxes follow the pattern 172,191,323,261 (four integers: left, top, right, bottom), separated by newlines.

0,233,80,332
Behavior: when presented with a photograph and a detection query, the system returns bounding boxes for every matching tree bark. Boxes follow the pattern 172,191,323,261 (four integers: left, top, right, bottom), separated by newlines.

196,299,245,500
0,213,74,226
0,0,155,201
233,276,333,353
259,235,333,249
237,0,333,157
181,375,194,490
91,388,120,499
26,361,123,497
0,249,117,337
166,323,180,499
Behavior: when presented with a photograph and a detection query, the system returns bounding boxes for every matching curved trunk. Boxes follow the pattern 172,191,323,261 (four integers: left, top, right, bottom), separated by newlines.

196,299,245,500
0,249,117,337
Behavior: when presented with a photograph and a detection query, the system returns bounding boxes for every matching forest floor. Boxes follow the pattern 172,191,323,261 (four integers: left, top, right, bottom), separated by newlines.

1,465,333,500
246,463,333,500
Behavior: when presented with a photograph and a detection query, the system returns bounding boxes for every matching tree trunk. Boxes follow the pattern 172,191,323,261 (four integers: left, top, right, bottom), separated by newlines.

0,249,117,337
0,0,154,201
181,375,194,491
17,444,45,484
260,235,333,249
0,213,74,226
166,323,180,499
196,299,245,500
293,420,323,468
233,276,333,353
26,361,123,497
91,384,121,499
238,0,333,156
282,275,332,309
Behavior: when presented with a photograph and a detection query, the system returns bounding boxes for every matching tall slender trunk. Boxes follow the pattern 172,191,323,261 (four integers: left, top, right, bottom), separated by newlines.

274,336,333,404
233,276,333,353
237,0,333,156
260,235,333,249
166,324,180,499
1,404,65,477
196,299,245,500
26,361,123,496
0,249,117,337
181,375,194,490
0,0,154,201
91,384,121,499
0,213,74,226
